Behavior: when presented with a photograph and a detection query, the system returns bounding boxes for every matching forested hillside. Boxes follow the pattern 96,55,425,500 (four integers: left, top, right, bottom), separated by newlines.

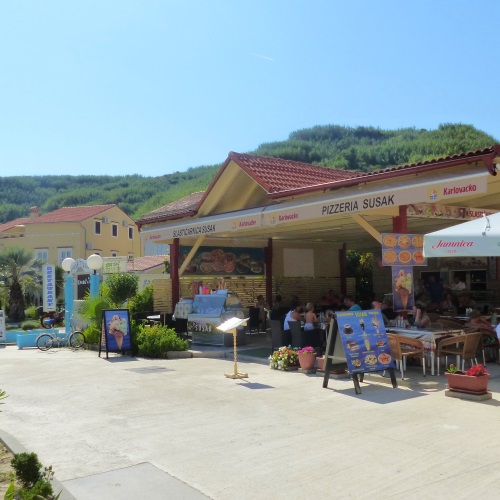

0,123,496,224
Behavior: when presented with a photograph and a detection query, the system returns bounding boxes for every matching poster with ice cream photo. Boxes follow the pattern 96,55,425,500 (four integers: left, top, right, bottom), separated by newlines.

392,266,415,312
101,309,131,354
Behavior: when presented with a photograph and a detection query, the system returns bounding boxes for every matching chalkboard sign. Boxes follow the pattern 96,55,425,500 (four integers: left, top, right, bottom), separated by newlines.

99,309,132,358
336,310,395,373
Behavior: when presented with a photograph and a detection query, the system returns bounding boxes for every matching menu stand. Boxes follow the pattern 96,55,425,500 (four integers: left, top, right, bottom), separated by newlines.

217,317,249,379
323,313,397,395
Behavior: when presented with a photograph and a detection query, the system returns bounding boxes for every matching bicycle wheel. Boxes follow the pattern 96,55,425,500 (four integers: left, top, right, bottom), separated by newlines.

37,334,53,351
69,331,86,349
40,315,53,329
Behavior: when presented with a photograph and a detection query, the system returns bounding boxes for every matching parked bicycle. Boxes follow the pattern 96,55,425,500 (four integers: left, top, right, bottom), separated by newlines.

36,315,86,351
37,306,65,329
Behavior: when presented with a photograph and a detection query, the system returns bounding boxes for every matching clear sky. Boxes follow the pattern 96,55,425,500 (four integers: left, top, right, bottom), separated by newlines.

1,0,499,177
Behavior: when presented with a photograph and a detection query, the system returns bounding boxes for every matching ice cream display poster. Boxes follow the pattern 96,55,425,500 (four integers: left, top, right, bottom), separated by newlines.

101,309,131,355
336,310,394,374
392,266,415,312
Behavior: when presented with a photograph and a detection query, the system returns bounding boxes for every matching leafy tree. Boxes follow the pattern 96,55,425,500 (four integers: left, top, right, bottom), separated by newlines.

104,273,139,306
346,250,374,307
0,247,42,321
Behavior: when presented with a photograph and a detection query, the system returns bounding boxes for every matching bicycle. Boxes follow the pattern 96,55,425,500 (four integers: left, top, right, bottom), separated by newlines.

36,314,86,351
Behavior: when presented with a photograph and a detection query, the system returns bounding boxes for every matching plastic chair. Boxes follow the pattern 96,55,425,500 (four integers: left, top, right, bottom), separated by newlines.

386,333,425,380
248,307,261,334
436,332,481,374
289,322,322,354
270,320,291,353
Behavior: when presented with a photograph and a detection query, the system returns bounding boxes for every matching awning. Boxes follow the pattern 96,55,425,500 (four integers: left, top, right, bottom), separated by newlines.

140,167,489,242
423,212,500,257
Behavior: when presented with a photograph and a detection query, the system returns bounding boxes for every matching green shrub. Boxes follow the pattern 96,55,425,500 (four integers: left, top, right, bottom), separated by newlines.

129,286,154,316
83,324,101,344
10,452,55,499
136,324,189,358
24,305,38,319
21,320,40,331
11,452,42,488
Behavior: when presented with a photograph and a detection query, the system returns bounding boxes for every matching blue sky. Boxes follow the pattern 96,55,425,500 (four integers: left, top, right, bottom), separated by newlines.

1,0,499,177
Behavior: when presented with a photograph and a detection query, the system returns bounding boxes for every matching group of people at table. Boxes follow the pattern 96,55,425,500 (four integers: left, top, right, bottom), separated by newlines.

255,278,500,340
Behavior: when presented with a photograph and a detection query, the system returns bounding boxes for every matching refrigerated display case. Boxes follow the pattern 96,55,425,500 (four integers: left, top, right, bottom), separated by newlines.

187,291,246,345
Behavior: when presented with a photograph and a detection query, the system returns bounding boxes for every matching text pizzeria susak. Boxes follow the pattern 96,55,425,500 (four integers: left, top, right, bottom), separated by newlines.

322,195,395,215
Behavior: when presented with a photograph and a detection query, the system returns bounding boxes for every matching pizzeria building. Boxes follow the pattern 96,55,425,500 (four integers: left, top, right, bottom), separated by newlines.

137,146,500,314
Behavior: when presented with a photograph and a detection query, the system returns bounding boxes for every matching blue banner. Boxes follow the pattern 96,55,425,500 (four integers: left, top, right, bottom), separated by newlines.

336,310,395,374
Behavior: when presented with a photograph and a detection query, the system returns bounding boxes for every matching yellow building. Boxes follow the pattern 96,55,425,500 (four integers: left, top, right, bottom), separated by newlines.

0,204,140,264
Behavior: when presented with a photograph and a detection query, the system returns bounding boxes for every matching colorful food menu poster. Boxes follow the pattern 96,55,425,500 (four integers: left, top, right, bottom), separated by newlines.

381,233,427,266
179,246,265,276
392,266,415,312
336,310,395,374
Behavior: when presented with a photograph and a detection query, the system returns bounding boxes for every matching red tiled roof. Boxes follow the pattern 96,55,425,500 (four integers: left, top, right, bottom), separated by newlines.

227,152,362,193
0,205,117,234
0,217,32,234
138,192,205,224
127,255,168,272
32,205,116,223
267,145,500,198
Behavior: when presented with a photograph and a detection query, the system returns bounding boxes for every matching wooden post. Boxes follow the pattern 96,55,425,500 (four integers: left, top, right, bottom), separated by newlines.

170,239,180,311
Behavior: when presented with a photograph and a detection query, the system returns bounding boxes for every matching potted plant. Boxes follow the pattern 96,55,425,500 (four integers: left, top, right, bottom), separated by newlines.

297,346,317,370
269,346,299,371
445,364,489,395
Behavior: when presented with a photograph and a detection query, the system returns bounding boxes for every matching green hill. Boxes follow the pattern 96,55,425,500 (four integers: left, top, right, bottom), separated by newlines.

0,123,496,224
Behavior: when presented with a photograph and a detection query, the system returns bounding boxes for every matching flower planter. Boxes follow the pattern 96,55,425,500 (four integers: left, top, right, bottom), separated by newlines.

298,352,317,370
445,372,489,395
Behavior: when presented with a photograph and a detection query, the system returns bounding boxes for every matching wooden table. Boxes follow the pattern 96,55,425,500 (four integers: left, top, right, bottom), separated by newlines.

387,327,463,375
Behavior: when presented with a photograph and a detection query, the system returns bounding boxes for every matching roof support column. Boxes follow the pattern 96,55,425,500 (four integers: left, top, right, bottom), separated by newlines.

392,205,408,233
170,239,180,310
265,238,273,309
339,243,347,297
178,235,206,276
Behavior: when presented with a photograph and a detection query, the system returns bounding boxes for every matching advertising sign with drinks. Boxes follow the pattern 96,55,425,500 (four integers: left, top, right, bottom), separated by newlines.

336,310,394,374
392,266,415,312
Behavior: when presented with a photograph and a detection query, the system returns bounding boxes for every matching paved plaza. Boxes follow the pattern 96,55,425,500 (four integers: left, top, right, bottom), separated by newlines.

1,344,500,499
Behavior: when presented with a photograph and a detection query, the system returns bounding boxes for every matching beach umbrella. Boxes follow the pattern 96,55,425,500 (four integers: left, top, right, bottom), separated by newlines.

423,213,500,258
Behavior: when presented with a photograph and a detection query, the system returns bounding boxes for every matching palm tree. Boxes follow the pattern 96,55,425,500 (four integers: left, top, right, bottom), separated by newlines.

0,246,43,321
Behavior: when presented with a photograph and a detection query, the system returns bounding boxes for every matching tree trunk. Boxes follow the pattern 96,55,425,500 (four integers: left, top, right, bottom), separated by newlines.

9,280,26,322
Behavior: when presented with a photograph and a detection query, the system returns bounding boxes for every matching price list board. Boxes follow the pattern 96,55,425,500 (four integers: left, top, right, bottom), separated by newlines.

336,310,395,374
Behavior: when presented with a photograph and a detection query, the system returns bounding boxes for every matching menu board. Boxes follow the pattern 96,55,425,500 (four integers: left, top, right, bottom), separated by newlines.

180,246,264,276
381,233,427,266
336,310,394,374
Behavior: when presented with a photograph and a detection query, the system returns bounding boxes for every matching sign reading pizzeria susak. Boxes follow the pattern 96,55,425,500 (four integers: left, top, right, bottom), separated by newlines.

140,169,488,240
263,170,488,227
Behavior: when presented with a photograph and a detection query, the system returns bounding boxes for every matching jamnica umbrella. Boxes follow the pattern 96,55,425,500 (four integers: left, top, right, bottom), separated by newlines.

423,213,500,258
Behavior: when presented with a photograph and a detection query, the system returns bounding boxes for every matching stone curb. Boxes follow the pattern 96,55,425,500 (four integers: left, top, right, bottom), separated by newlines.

0,429,76,500
166,351,193,359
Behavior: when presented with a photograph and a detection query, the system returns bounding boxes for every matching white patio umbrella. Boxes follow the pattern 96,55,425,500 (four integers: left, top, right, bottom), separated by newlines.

423,213,500,258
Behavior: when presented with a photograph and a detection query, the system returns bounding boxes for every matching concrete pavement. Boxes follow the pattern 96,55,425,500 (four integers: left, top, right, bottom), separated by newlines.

1,344,500,499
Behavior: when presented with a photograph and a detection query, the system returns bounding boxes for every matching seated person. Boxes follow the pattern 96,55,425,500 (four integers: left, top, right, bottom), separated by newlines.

457,294,477,314
255,295,267,328
271,294,283,310
450,275,466,291
413,305,431,328
283,301,302,331
303,302,318,331
466,310,495,332
344,295,361,311
440,293,457,314
371,301,389,326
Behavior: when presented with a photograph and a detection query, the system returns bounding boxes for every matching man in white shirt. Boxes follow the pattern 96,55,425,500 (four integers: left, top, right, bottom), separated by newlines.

450,276,466,291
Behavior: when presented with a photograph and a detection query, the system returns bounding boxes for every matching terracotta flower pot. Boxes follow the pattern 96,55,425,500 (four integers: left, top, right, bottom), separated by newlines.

298,352,317,370
445,372,489,395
